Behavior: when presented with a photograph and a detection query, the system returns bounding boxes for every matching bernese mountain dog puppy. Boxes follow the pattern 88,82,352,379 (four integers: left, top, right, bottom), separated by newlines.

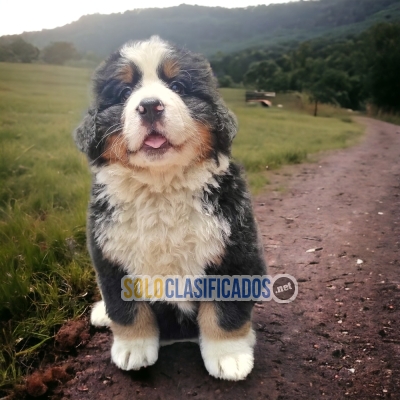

74,36,266,381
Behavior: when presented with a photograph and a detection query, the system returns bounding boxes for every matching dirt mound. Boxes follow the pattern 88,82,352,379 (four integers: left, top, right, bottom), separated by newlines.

55,320,90,351
26,366,72,397
15,320,90,399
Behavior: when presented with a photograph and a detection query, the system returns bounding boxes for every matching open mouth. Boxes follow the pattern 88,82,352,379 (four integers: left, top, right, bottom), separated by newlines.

141,131,172,154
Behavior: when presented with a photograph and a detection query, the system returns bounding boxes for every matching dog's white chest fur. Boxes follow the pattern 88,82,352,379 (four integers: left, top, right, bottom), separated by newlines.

92,159,230,278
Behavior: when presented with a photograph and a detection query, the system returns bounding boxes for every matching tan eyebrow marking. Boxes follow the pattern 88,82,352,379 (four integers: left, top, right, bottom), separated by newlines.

118,63,134,84
162,58,180,79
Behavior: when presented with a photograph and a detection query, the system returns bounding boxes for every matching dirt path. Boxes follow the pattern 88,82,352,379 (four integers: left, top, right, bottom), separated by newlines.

25,118,400,400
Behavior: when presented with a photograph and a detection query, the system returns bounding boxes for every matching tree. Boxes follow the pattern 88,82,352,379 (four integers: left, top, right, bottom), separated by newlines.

41,42,79,65
304,63,351,116
218,75,234,88
367,23,400,113
0,45,14,62
245,60,282,91
9,38,39,63
0,37,38,63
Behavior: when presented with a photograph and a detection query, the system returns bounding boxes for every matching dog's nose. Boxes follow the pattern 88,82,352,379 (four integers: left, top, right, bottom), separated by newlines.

137,98,164,122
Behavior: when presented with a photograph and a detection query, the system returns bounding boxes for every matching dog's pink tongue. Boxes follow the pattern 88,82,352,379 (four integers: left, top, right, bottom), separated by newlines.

144,135,167,149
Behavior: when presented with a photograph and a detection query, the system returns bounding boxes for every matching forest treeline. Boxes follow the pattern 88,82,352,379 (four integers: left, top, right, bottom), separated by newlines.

11,0,400,56
0,37,100,67
212,22,400,114
1,0,399,115
1,21,399,115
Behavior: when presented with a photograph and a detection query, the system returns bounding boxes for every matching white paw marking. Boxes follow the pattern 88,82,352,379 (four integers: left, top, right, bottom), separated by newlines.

111,336,159,370
90,301,111,327
200,329,256,381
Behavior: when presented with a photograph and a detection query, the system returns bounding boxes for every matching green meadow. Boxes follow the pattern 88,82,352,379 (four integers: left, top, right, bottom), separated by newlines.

0,63,94,389
222,88,363,191
0,62,362,390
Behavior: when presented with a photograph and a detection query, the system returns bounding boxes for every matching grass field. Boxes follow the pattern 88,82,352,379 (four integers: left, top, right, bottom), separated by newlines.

0,62,363,390
221,89,363,191
0,63,94,389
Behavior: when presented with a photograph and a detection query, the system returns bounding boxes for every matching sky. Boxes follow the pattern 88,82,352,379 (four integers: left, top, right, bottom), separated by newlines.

0,0,292,37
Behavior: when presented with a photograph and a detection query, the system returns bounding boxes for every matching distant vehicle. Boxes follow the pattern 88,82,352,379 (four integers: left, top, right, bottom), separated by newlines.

245,91,276,107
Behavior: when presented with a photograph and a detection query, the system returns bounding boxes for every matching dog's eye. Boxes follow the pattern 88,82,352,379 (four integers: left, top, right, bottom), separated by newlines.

120,87,132,102
169,81,185,94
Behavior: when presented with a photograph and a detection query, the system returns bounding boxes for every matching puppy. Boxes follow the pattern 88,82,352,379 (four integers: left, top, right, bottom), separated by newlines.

74,36,266,381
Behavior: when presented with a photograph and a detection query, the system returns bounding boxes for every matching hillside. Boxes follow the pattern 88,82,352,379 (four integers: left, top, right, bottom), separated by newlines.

10,0,400,56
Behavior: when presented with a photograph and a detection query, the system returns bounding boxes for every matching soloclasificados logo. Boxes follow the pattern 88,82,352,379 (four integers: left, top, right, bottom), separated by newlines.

121,274,298,304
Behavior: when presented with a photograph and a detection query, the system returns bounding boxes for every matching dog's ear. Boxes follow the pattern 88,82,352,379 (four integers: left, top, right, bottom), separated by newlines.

214,99,238,151
218,100,238,142
73,108,97,154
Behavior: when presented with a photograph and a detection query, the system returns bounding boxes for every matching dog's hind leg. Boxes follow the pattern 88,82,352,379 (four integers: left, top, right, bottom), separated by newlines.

90,300,112,327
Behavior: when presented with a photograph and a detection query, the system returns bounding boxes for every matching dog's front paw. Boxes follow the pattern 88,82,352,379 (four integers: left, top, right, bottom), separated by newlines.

90,301,111,327
200,330,256,381
111,336,159,370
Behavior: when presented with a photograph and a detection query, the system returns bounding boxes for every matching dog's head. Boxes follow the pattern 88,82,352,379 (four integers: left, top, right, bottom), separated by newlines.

74,36,237,171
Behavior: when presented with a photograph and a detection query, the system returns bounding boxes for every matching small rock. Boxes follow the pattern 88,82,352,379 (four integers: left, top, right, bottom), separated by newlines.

306,247,323,253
